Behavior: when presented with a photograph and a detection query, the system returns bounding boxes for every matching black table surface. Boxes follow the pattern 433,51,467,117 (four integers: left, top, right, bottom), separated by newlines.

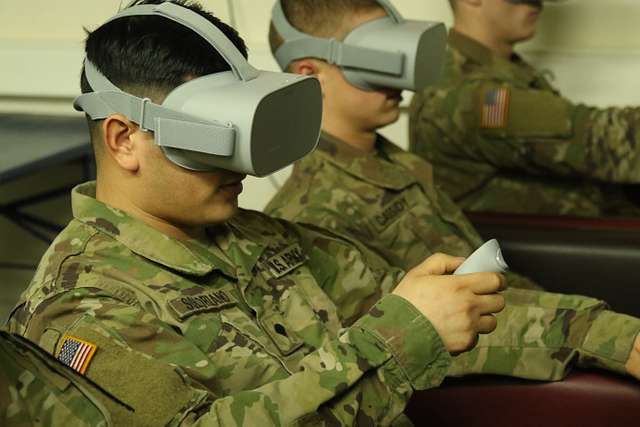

0,114,91,184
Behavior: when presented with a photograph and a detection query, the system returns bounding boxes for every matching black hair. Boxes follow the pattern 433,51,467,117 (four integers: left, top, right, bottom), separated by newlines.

80,0,247,101
80,0,247,155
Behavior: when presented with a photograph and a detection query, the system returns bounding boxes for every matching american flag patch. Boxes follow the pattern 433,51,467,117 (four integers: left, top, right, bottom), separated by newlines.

481,88,510,128
56,335,97,375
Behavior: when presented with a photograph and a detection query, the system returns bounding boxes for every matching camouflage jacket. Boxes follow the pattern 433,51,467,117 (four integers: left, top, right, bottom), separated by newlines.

6,182,453,427
0,331,117,426
265,132,540,290
409,29,640,217
7,186,640,427
264,133,640,382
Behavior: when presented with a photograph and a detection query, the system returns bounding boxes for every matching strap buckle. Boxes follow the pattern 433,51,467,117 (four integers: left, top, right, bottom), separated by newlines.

138,97,152,132
326,39,343,65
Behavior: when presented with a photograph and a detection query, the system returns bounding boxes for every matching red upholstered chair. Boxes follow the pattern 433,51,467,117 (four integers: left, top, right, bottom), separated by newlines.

406,370,640,427
467,213,640,317
405,213,640,426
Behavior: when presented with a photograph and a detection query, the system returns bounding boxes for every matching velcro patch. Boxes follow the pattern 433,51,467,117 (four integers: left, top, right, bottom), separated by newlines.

371,195,410,232
480,87,510,129
56,335,97,375
260,244,306,278
168,290,236,320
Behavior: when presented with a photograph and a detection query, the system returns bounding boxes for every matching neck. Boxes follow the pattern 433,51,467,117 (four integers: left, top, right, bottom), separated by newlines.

322,113,377,153
96,177,202,241
454,21,514,59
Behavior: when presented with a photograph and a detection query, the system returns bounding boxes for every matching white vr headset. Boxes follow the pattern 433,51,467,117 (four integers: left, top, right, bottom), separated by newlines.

74,1,323,176
271,0,447,92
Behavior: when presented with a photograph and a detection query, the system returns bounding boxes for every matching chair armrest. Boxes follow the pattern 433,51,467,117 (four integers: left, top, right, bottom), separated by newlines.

406,370,640,427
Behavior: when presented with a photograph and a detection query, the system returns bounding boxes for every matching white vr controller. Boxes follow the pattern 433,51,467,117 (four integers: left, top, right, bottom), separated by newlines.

454,239,509,275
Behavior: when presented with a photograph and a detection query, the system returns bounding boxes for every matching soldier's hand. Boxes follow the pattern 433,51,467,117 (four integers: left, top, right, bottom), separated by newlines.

392,253,506,355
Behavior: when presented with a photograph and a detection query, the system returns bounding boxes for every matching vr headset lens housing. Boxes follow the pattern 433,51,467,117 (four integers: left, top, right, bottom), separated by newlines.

342,18,447,91
160,71,322,175
75,2,323,176
271,0,447,92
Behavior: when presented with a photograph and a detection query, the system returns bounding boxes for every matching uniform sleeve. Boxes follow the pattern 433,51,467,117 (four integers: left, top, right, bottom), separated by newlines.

13,288,450,427
291,217,640,385
418,80,640,183
449,288,640,381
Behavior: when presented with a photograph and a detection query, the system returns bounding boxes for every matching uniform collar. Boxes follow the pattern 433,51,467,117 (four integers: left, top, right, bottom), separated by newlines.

72,182,237,278
310,132,416,190
448,29,538,84
448,29,497,67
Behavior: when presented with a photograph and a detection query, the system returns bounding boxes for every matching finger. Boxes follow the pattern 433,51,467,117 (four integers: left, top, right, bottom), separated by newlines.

477,315,498,334
459,272,507,295
475,293,506,315
411,253,466,276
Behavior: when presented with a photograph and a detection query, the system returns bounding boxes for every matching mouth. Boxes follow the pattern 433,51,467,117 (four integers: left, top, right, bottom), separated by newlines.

385,89,403,100
219,174,246,196
384,91,403,105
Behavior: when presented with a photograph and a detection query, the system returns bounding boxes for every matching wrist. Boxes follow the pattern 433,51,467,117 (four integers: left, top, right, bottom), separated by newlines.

625,334,640,380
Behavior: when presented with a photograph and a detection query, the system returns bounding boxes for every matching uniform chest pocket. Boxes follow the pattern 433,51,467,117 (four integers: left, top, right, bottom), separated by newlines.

251,267,338,359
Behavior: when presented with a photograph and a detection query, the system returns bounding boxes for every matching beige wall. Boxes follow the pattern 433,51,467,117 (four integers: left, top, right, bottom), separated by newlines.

1,0,640,317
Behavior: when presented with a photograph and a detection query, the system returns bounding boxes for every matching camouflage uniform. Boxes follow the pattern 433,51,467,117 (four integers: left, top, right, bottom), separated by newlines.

0,330,114,426
265,132,540,290
7,183,640,426
263,131,640,379
409,30,640,217
6,182,451,426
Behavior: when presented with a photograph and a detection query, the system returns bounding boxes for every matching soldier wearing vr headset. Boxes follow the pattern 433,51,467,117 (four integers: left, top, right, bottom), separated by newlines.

4,1,640,425
3,1,511,425
410,0,640,217
266,0,539,287
264,0,640,399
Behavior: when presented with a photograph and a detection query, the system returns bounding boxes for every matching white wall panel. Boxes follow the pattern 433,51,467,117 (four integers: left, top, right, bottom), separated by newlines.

2,0,640,210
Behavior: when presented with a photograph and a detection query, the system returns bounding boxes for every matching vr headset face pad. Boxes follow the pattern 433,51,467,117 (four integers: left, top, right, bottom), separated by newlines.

342,17,447,91
160,70,322,176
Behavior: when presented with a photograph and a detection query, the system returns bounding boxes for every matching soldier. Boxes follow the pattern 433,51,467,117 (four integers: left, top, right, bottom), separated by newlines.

409,0,640,216
265,0,543,288
264,0,640,390
4,1,508,425
5,1,640,426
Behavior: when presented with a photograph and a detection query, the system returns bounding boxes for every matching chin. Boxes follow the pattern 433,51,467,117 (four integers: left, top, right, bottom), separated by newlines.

384,109,402,126
204,202,240,225
511,30,536,45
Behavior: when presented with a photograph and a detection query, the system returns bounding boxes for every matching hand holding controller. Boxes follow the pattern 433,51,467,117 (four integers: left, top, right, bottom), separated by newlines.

454,239,508,275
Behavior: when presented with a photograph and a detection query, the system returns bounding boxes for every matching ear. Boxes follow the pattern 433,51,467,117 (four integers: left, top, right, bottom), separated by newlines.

101,114,141,172
290,59,331,97
289,58,320,77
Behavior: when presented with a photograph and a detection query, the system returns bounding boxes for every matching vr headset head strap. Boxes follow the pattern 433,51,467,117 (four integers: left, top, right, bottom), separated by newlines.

271,0,404,76
76,2,241,157
375,0,404,23
107,2,259,82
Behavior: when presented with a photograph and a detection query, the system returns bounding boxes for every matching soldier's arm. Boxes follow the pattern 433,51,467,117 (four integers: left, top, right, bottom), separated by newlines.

11,288,450,426
291,220,640,384
449,288,640,381
418,81,640,183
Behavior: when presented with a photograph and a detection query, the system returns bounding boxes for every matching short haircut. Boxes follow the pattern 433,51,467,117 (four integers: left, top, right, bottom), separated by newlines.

268,0,383,63
80,0,247,153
